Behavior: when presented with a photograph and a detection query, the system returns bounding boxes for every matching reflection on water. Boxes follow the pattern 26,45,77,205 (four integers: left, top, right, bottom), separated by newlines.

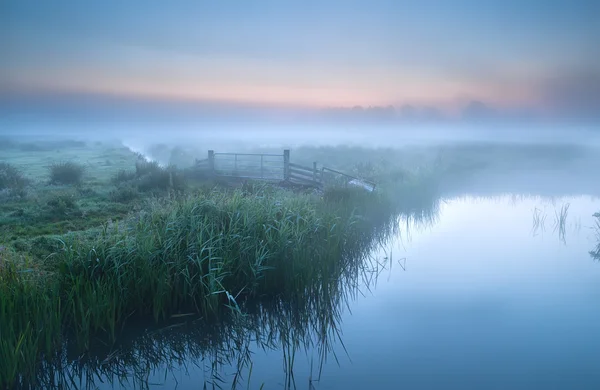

39,195,600,389
591,213,600,261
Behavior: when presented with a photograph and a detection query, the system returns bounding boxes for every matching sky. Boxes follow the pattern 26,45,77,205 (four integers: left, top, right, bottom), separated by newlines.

1,0,599,124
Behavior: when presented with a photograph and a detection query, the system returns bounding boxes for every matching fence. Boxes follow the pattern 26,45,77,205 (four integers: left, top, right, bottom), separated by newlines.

320,167,376,191
195,149,376,190
288,162,321,186
209,150,288,180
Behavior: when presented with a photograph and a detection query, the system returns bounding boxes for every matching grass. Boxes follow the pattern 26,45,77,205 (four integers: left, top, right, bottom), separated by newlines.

3,137,600,389
48,162,85,185
0,162,29,199
531,207,547,236
0,143,174,252
591,212,600,261
0,181,420,388
111,169,137,184
0,248,62,387
1,178,414,388
553,203,570,244
1,137,442,388
8,137,592,388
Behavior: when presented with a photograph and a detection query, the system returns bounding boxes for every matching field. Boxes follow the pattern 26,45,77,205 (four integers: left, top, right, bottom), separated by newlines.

1,137,599,388
0,138,441,388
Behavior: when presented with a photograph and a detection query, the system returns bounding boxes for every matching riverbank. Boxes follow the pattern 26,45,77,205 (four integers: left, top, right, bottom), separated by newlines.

0,140,442,388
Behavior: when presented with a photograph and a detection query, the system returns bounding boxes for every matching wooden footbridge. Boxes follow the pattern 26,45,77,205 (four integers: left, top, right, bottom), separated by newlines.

195,149,376,191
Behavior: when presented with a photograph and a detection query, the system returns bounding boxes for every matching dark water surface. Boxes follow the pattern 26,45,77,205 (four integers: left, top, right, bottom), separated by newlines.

54,194,600,390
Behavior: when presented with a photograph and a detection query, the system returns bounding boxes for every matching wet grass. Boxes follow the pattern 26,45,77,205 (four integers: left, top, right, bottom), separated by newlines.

0,183,419,388
553,203,570,244
531,207,547,236
1,181,411,389
0,162,30,195
5,138,599,388
530,202,576,243
1,139,442,388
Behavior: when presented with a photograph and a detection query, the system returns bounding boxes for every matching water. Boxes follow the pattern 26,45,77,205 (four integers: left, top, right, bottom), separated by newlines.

50,194,600,390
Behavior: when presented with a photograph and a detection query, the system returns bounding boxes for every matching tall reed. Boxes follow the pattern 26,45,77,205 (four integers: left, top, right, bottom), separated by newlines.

2,181,427,388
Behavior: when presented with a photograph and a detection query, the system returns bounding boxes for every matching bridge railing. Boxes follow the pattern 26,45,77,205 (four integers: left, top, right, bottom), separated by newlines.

207,150,288,181
196,149,374,190
288,162,322,187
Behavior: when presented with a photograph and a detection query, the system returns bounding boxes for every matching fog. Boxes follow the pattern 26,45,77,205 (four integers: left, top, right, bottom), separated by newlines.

3,119,600,147
3,119,600,200
4,1,600,388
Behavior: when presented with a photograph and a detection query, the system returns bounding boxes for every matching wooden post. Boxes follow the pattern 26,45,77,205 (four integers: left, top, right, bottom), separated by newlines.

208,150,215,174
313,161,317,183
283,149,290,181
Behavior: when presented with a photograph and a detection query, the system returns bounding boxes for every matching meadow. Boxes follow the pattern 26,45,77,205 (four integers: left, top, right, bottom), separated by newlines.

1,137,599,388
0,138,442,388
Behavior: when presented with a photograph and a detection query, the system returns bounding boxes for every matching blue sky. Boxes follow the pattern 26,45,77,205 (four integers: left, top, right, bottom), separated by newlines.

1,0,599,121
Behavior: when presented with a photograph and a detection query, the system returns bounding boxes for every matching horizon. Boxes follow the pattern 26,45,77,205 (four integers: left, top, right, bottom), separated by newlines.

1,0,599,126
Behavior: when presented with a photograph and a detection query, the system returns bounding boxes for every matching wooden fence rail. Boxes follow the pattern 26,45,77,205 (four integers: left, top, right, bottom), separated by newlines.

321,167,376,191
195,149,375,190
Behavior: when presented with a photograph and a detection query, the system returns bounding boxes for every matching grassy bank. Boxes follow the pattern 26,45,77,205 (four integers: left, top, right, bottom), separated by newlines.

3,183,413,389
1,138,440,388
0,185,417,387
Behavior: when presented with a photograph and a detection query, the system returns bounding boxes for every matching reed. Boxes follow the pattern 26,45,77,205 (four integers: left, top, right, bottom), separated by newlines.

0,250,62,388
553,203,570,244
591,212,600,261
1,179,428,388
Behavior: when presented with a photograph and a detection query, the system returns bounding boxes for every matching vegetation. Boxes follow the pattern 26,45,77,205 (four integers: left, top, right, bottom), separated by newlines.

0,177,425,387
1,138,598,388
0,139,442,388
591,212,600,261
111,169,136,184
48,162,85,185
0,162,29,199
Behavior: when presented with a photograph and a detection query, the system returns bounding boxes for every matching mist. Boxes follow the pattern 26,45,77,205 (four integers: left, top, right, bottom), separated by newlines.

2,1,600,389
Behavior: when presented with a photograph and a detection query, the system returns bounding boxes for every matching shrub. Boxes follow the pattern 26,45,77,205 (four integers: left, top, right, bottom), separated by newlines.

137,165,186,192
49,162,85,185
109,185,139,203
0,162,29,199
46,192,79,218
0,162,29,191
135,159,161,177
111,169,136,184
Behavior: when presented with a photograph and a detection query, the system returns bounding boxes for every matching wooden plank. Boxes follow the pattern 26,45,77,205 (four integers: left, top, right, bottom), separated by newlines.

214,152,283,157
289,167,320,179
216,169,282,177
290,173,321,185
288,162,316,172
216,173,283,181
215,163,283,169
321,167,376,187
